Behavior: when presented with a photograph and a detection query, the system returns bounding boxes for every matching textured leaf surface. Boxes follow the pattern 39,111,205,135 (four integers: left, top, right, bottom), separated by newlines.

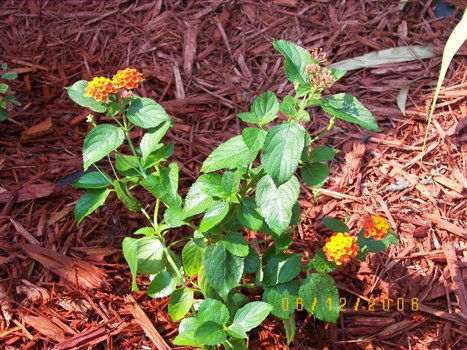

169,287,194,322
201,136,251,172
127,97,170,129
74,188,110,225
66,80,107,113
299,273,339,323
82,124,124,170
73,172,112,189
273,40,312,84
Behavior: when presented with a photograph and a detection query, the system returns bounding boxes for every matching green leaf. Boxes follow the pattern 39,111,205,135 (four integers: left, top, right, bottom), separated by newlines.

273,233,293,254
201,135,251,173
357,229,398,257
140,121,170,159
143,143,174,167
148,271,178,298
262,123,305,185
251,91,279,125
301,163,329,187
262,253,302,287
1,63,7,71
168,287,194,322
226,323,248,339
321,93,379,131
2,72,17,80
244,247,260,275
232,301,272,332
256,175,300,235
198,298,230,325
199,202,230,232
323,217,349,232
224,232,249,257
204,243,244,299
237,112,258,124
182,240,205,277
113,179,141,212
122,237,139,291
66,80,108,113
194,174,225,198
273,39,312,85
242,127,267,162
329,68,346,83
226,292,249,320
263,280,300,319
74,188,110,225
115,154,141,176
173,318,201,346
237,197,263,231
82,124,124,170
132,236,166,275
141,163,181,207
198,267,221,299
299,273,339,323
0,83,8,94
6,95,21,106
221,170,241,198
0,108,8,121
183,180,217,217
133,227,155,236
195,321,227,345
224,339,248,350
279,95,296,116
73,172,112,189
311,249,337,273
283,315,296,345
127,97,170,129
308,146,339,162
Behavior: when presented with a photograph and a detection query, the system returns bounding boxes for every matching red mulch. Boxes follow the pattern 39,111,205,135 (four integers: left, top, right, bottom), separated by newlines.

1,1,466,349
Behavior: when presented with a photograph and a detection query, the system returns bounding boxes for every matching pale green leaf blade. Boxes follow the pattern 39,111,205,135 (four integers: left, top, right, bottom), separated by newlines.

122,237,139,291
283,315,296,345
168,287,194,322
262,280,300,319
262,123,305,185
148,271,178,298
237,197,263,231
198,298,230,325
194,321,227,345
74,188,110,225
113,179,141,212
140,121,171,159
273,39,312,84
321,93,379,131
182,239,205,277
242,127,267,163
127,97,170,129
224,231,249,257
199,202,230,232
173,318,201,346
134,236,166,275
82,124,124,170
262,254,302,286
232,301,272,332
201,135,251,173
299,273,339,323
251,91,279,125
301,163,329,187
72,171,112,189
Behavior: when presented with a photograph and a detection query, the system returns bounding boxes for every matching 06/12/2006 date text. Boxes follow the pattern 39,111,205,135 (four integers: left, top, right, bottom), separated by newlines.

281,297,419,312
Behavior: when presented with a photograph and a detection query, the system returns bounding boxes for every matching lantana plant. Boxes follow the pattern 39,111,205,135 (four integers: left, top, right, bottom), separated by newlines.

67,40,398,349
0,63,21,121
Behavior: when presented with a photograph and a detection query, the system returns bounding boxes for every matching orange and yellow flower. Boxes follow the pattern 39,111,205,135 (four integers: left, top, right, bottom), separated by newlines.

323,232,359,265
112,68,144,90
363,215,391,240
84,77,116,102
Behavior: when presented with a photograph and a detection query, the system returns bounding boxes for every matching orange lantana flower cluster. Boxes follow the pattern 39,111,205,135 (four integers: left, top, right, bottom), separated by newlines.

84,68,144,102
323,232,359,265
112,68,144,90
363,215,391,240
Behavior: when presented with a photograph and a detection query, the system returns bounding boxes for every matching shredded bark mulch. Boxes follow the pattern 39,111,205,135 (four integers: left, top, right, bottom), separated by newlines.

1,1,466,349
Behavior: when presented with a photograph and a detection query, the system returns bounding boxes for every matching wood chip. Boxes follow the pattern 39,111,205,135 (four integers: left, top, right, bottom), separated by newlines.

20,117,53,141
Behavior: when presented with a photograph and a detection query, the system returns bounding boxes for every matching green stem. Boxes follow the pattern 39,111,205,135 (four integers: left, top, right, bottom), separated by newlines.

106,154,119,180
93,164,115,185
154,198,160,228
310,116,336,143
122,113,146,178
141,207,156,229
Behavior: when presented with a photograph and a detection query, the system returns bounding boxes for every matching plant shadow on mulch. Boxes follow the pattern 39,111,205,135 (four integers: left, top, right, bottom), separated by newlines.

1,1,466,349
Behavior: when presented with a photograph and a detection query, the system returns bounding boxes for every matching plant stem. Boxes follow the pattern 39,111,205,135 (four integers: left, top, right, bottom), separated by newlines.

122,112,146,178
154,198,160,228
93,164,115,185
106,154,119,180
141,207,156,229
310,116,336,143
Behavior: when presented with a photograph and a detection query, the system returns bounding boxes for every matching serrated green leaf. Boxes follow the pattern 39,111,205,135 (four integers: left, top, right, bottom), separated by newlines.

283,315,296,345
251,91,279,125
183,180,217,217
329,68,346,83
66,80,108,113
173,318,202,346
321,93,379,131
142,143,174,168
201,135,251,173
204,243,244,299
194,174,224,198
263,280,300,319
273,233,293,254
74,188,110,225
115,154,141,176
357,229,398,257
122,237,139,291
237,197,263,231
273,40,312,84
279,95,296,116
198,298,230,325
301,163,329,187
2,72,17,80
308,146,339,162
232,301,272,332
140,121,170,159
127,97,170,129
224,232,249,257
82,124,124,170
262,254,302,287
237,111,258,124
311,249,337,273
141,163,181,207
242,127,267,163
323,217,349,232
195,321,227,345
262,123,305,186
199,202,230,232
224,339,248,350
226,323,248,339
148,271,178,298
131,236,166,275
133,227,155,236
169,287,194,322
0,83,8,94
113,179,141,212
299,273,339,323
182,240,205,277
256,174,300,235
221,170,241,197
73,171,112,189
6,95,21,106
244,247,260,275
